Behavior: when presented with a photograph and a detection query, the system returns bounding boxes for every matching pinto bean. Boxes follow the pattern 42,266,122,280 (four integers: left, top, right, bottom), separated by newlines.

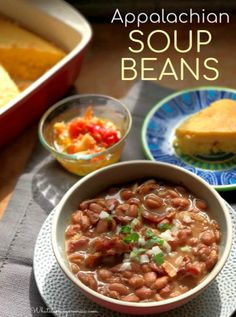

195,199,208,210
141,210,166,223
78,272,97,290
68,253,84,265
86,210,100,225
135,286,154,300
189,237,199,246
89,203,104,213
80,215,91,231
65,224,81,238
108,283,129,295
109,277,122,284
142,264,151,273
186,262,203,276
71,263,80,274
160,284,172,296
120,190,133,201
96,219,109,233
126,205,139,217
79,201,89,210
152,276,169,290
71,210,82,224
166,189,179,198
84,253,101,268
144,272,157,285
177,228,192,243
154,294,163,301
171,198,190,209
122,294,140,302
200,230,216,245
206,250,218,270
149,262,165,275
127,198,140,205
122,271,133,278
128,276,145,289
138,182,158,195
145,194,163,209
131,262,142,274
194,244,211,261
67,237,89,253
108,290,120,299
97,269,113,281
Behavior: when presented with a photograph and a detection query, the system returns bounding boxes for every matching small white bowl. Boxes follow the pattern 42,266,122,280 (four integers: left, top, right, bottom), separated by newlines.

52,161,232,315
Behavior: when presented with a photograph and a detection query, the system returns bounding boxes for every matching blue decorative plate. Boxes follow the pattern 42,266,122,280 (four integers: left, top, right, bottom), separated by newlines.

142,87,236,191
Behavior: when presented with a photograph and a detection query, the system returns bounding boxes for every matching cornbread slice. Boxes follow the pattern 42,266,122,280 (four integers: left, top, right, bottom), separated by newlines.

0,64,20,108
0,17,65,81
175,99,236,155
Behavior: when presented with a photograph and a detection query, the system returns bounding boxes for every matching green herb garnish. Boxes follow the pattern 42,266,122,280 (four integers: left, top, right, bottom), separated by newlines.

145,229,155,238
153,253,164,265
123,232,140,244
158,223,172,232
106,215,113,222
145,229,165,246
120,225,132,234
146,236,165,247
130,248,146,258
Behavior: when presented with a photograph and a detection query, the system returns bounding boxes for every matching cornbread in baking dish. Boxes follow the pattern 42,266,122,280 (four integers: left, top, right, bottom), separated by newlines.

0,17,66,81
0,64,20,108
175,99,236,155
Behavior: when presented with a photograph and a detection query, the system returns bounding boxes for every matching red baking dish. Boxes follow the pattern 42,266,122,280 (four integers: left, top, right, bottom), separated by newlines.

0,0,92,147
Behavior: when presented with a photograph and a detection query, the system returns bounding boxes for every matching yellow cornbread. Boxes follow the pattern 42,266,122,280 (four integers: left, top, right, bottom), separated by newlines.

0,17,65,81
0,64,20,108
175,99,236,155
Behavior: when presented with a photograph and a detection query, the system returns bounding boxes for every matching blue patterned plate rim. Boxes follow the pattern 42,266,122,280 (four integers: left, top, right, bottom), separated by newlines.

141,86,236,192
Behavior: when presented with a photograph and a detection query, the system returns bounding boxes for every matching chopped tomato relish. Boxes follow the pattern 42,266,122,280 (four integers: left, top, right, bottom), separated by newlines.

53,107,121,155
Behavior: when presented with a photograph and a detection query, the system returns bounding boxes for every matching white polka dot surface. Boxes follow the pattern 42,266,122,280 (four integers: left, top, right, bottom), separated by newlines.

33,204,236,317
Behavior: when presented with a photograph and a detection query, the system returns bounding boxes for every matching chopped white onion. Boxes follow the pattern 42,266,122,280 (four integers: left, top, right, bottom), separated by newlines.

140,254,150,264
99,211,110,219
151,246,162,255
116,225,121,234
175,256,183,266
180,246,192,252
131,218,140,227
183,215,192,224
171,219,181,233
169,252,177,258
159,229,174,241
138,237,146,246
162,240,172,253
119,262,132,271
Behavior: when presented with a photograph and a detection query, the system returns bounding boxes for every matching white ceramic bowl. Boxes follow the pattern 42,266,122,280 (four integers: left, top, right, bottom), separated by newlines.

52,161,232,315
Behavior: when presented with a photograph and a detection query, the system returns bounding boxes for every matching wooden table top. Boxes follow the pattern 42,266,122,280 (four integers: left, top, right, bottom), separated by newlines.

1,21,236,218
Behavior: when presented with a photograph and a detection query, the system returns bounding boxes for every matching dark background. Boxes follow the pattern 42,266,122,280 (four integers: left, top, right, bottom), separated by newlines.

66,0,236,21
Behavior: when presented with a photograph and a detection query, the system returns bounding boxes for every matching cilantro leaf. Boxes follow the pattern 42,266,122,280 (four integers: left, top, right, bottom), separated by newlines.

146,236,165,247
145,229,155,238
106,215,113,222
123,232,140,244
120,225,132,234
158,223,172,232
130,248,146,258
153,253,164,265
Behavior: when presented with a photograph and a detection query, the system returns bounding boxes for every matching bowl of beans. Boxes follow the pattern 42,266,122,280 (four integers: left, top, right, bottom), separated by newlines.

52,161,232,314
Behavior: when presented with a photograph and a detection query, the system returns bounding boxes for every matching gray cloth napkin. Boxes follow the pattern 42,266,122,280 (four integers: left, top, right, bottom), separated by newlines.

0,81,235,317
